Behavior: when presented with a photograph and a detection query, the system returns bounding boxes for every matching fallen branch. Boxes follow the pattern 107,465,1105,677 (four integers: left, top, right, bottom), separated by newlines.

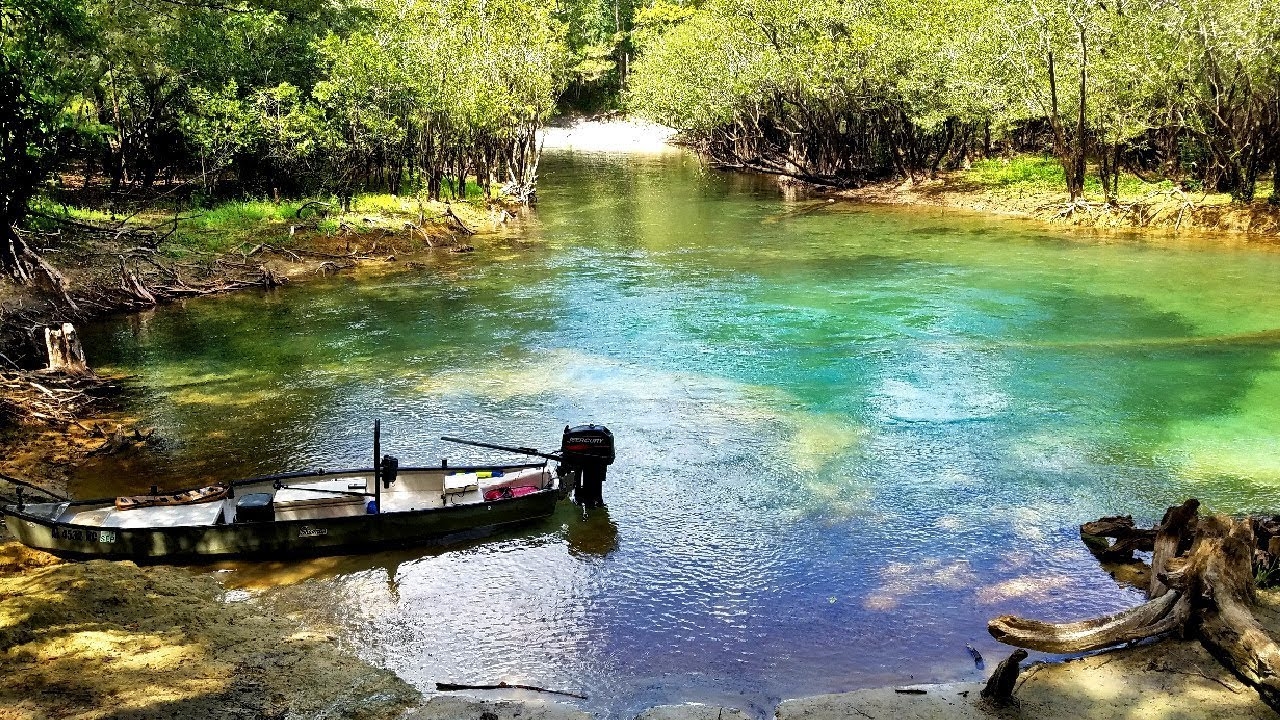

435,681,586,700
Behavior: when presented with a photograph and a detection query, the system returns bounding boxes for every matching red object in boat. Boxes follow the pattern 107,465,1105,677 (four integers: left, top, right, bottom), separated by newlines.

483,485,540,502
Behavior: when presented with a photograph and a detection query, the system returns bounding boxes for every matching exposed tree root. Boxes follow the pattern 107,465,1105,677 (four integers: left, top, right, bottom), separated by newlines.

989,499,1280,712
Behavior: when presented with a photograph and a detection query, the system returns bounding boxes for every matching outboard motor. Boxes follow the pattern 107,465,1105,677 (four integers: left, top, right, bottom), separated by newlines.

560,424,615,507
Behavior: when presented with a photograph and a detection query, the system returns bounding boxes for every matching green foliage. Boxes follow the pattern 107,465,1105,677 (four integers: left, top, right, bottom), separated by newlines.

628,0,1280,200
630,1,696,54
0,0,92,225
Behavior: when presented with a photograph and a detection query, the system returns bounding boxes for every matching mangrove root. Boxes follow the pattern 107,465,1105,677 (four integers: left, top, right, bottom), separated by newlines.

988,499,1280,712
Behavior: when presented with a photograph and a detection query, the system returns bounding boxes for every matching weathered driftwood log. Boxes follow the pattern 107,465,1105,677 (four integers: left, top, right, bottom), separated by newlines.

980,649,1027,705
1080,514,1156,561
1150,498,1199,598
989,589,1190,654
44,323,89,375
1179,515,1280,708
989,499,1280,712
119,257,158,306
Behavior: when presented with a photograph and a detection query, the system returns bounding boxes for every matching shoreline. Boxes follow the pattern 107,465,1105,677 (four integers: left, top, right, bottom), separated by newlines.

836,176,1280,239
0,199,507,497
544,118,1280,239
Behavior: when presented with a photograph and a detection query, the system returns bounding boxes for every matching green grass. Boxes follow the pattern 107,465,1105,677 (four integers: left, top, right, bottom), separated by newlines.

963,155,1065,191
170,200,307,255
35,180,502,260
961,155,1177,200
28,198,117,226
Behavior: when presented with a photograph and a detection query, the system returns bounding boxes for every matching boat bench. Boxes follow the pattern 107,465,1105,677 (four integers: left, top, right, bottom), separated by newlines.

442,473,480,504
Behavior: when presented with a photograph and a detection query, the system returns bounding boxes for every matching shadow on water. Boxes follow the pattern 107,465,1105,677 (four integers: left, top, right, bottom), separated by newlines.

566,505,619,558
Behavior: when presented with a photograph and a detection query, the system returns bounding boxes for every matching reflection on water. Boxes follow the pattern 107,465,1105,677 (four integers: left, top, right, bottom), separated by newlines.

76,151,1280,718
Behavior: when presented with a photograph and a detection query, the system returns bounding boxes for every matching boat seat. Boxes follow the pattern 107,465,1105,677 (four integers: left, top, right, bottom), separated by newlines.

442,472,480,503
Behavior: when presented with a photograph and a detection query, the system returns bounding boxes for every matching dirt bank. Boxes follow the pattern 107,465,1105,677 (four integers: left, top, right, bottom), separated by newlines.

0,542,420,720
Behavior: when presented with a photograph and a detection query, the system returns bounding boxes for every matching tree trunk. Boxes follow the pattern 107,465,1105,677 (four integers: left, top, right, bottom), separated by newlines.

1074,25,1088,200
1271,159,1280,205
1046,50,1084,201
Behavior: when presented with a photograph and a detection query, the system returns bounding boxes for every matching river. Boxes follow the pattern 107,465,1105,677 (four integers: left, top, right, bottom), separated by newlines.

76,150,1280,718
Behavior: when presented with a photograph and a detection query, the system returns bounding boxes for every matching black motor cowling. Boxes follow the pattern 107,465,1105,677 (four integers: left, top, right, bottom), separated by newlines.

561,424,614,507
561,424,615,467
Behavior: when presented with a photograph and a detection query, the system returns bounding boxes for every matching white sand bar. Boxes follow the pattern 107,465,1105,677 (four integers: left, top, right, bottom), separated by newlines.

540,118,681,154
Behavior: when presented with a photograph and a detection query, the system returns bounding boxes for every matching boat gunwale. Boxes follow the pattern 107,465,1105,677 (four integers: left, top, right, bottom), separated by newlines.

46,460,549,508
4,485,557,530
2,488,559,563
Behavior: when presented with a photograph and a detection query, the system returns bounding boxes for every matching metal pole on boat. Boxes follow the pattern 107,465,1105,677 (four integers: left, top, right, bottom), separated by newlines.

373,419,381,514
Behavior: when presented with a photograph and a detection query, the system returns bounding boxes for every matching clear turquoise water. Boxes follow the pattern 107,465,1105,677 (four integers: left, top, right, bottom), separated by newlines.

79,151,1280,717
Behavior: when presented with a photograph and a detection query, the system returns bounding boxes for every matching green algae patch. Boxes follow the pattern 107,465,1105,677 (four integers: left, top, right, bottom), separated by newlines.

0,543,419,720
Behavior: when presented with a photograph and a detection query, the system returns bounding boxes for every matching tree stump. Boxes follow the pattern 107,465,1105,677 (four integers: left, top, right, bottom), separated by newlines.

980,649,1027,706
44,323,89,375
988,499,1280,712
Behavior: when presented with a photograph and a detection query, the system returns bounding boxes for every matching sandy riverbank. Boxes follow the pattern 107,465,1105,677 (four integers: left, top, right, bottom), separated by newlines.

541,117,680,154
390,632,1280,720
0,542,420,720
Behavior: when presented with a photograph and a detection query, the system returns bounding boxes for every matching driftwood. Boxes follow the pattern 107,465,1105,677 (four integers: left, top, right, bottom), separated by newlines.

980,649,1027,705
989,499,1280,711
1080,514,1156,561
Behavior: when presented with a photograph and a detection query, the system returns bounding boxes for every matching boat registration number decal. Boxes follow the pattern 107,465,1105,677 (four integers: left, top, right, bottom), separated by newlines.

299,526,328,538
53,527,117,544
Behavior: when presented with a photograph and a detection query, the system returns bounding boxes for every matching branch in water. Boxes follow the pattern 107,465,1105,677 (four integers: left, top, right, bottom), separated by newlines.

435,681,587,700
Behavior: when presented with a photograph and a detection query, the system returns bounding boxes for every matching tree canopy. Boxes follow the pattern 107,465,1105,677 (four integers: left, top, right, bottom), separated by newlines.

627,0,1280,202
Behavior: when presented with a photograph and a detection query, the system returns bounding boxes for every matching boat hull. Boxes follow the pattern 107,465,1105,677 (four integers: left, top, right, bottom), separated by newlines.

4,485,559,562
